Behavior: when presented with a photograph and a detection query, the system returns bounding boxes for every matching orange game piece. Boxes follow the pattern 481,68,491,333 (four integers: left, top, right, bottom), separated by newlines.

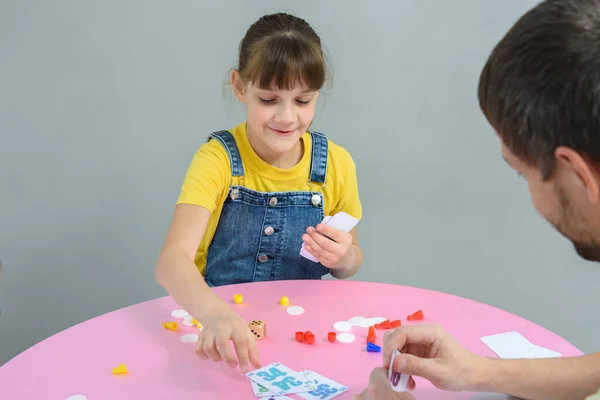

366,326,377,344
407,310,424,321
112,363,128,374
390,320,401,328
327,332,337,342
374,323,380,329
304,331,315,345
163,321,178,331
295,331,304,342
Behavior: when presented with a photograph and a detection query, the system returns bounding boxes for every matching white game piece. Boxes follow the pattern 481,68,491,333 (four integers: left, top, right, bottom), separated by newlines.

359,318,376,328
336,333,356,343
183,320,195,326
180,333,199,343
171,309,188,318
286,306,305,315
348,316,366,326
66,396,87,400
333,321,352,332
182,314,194,321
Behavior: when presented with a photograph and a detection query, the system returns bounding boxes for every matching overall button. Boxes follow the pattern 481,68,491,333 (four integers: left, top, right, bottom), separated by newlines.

258,254,269,263
230,188,239,200
269,197,278,206
264,226,274,236
311,194,321,206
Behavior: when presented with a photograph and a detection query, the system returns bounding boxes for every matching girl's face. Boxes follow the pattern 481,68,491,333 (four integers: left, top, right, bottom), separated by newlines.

233,71,319,166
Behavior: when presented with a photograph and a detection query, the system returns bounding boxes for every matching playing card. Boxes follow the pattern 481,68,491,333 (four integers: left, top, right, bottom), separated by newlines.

325,211,359,233
300,213,358,262
295,370,348,400
246,362,317,396
250,380,278,397
388,348,410,392
480,331,562,359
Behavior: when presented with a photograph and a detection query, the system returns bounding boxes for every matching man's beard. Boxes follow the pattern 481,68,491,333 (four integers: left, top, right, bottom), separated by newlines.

549,187,600,262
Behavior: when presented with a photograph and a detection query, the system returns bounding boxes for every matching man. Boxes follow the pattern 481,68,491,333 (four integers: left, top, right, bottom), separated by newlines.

356,0,600,399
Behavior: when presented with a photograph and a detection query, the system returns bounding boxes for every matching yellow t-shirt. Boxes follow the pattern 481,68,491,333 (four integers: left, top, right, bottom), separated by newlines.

176,122,362,275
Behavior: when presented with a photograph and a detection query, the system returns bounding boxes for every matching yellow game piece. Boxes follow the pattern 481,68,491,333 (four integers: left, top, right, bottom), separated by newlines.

112,363,128,374
233,294,243,304
163,321,178,331
279,296,290,306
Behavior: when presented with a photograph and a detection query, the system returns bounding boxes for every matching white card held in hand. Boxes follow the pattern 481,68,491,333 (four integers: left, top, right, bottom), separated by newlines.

296,370,348,400
388,349,410,392
300,213,358,262
246,363,317,396
325,212,359,233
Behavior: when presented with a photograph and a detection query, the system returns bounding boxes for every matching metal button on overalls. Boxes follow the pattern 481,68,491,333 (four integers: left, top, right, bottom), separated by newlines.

264,226,274,236
258,254,268,263
311,194,321,206
230,188,239,200
269,197,277,206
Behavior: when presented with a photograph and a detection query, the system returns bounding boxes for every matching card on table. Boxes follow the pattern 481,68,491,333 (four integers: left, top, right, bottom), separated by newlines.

388,348,410,392
295,370,348,400
480,331,561,359
246,362,317,396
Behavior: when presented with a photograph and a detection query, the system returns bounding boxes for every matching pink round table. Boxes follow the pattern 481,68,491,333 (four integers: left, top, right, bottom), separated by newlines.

0,280,583,399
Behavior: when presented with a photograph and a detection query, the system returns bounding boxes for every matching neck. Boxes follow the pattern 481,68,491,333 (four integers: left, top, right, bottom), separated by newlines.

246,129,304,169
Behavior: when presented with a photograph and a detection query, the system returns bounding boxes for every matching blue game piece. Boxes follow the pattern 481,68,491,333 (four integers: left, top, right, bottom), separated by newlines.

367,342,381,352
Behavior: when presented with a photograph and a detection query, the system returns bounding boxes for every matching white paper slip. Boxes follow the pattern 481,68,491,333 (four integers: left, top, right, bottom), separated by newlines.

296,370,348,400
480,331,561,359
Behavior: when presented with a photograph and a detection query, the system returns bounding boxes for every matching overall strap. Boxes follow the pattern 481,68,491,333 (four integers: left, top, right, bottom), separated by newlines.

308,131,328,184
207,130,244,177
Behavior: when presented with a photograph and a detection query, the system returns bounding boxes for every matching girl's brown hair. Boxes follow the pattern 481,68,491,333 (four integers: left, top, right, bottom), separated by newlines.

237,13,327,91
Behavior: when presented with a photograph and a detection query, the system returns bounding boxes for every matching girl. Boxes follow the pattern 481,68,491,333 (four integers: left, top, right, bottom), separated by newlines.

155,12,363,373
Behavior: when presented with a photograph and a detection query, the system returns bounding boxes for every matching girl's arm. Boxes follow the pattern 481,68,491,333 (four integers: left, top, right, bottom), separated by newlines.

154,204,228,320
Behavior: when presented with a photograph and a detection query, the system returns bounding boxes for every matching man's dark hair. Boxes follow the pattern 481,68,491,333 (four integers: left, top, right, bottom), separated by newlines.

478,0,600,178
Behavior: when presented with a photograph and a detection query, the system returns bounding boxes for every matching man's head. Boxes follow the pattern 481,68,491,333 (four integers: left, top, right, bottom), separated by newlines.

478,0,600,261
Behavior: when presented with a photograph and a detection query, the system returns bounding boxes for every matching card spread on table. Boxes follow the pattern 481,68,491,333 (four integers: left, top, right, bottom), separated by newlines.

246,363,317,396
300,212,359,263
388,348,410,392
480,331,561,359
247,364,346,399
295,370,348,400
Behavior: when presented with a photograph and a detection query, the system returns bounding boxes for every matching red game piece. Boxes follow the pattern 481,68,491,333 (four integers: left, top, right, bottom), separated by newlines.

390,320,401,328
327,332,337,343
379,320,392,329
304,331,315,345
295,331,304,342
407,310,424,321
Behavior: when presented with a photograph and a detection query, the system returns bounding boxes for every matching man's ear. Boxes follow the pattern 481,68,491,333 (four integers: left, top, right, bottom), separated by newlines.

555,146,600,203
231,70,246,103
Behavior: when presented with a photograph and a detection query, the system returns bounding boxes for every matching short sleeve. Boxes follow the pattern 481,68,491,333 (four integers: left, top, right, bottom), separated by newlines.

330,146,362,220
176,139,230,213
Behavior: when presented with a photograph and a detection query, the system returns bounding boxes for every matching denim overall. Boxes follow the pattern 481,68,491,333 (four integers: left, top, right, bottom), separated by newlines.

203,130,330,287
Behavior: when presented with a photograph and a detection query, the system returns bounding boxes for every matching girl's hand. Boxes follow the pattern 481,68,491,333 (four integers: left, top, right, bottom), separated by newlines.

194,306,261,373
302,223,355,269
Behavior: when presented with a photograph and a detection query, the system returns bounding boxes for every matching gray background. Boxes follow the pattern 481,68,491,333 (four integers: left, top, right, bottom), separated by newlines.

2,0,597,366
